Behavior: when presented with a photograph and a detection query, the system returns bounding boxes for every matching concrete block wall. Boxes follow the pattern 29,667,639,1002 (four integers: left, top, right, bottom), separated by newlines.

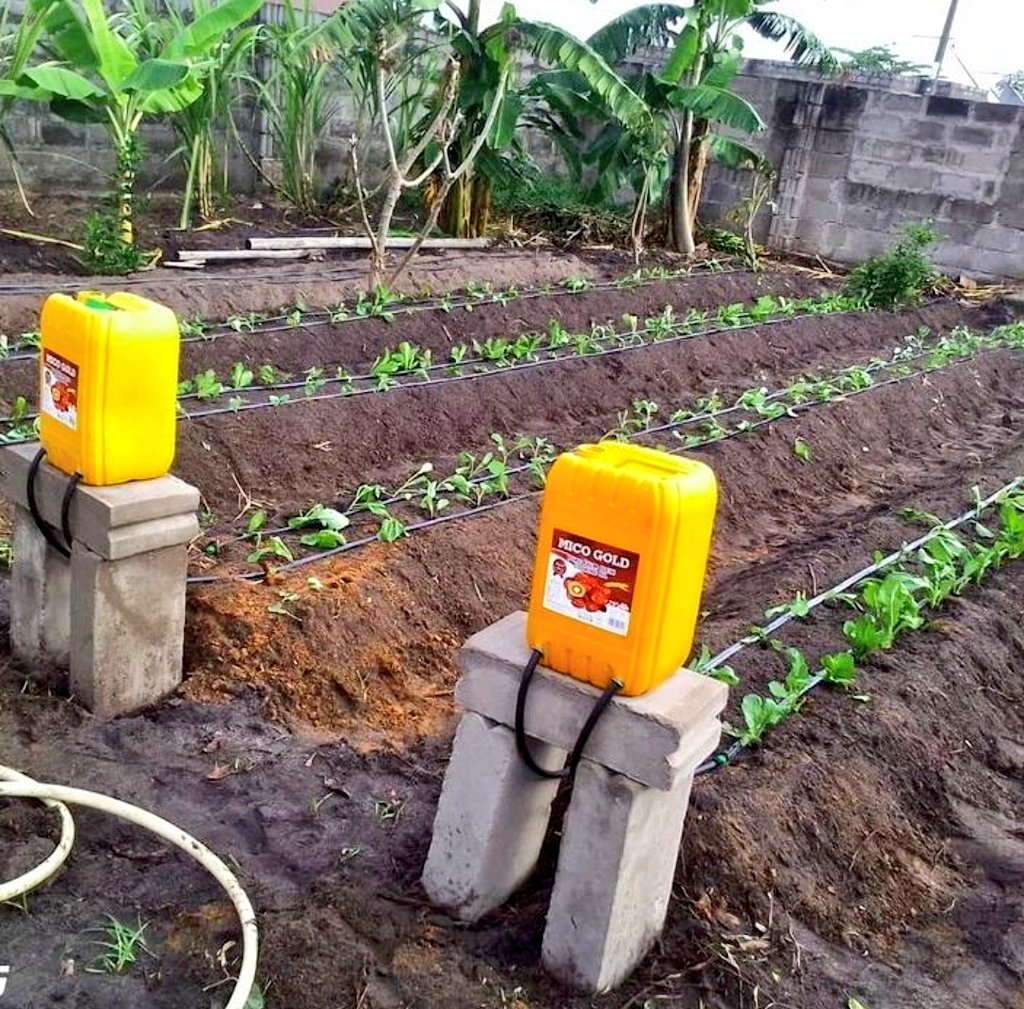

701,69,1024,281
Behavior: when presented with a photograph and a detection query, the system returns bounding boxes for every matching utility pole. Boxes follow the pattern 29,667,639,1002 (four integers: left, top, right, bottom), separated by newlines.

931,0,960,91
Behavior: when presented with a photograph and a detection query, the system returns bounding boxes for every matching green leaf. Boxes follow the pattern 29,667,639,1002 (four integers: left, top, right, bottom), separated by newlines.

848,998,870,1009
78,0,138,89
21,63,103,101
670,83,765,133
49,95,106,123
165,0,264,58
518,21,650,131
120,58,189,94
299,529,347,549
660,23,698,85
246,510,267,534
822,651,857,687
489,91,522,149
793,437,812,463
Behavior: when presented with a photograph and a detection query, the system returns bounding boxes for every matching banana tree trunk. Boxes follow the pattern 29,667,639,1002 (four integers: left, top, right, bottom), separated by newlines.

687,117,710,227
440,171,490,239
115,133,138,246
669,135,690,254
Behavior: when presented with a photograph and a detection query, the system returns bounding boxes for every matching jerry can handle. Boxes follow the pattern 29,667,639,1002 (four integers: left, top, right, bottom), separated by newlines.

514,648,623,781
27,447,82,560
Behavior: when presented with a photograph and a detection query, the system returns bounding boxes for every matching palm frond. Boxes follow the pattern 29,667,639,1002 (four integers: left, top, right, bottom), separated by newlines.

517,20,650,131
747,10,838,73
586,4,688,64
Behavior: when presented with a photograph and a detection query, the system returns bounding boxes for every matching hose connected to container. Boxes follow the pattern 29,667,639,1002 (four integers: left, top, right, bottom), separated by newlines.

514,649,623,780
0,765,259,1009
26,447,81,560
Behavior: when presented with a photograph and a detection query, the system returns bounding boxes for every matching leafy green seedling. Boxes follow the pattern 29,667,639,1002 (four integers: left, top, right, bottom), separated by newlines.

247,536,293,565
764,591,811,621
793,438,812,463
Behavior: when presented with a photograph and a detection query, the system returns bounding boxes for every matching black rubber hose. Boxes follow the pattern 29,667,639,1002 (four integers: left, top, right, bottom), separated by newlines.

515,648,623,781
27,448,72,559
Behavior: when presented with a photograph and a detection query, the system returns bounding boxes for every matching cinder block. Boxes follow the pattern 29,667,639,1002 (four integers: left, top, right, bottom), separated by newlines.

541,759,698,993
951,125,995,147
69,542,188,718
2,443,200,552
422,712,565,920
976,226,1024,256
455,612,727,790
910,120,948,142
974,104,1020,125
876,92,922,114
10,506,70,668
927,96,971,118
934,172,989,201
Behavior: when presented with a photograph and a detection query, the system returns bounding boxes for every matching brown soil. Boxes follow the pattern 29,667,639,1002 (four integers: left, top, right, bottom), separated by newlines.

1,255,1022,1009
0,191,708,337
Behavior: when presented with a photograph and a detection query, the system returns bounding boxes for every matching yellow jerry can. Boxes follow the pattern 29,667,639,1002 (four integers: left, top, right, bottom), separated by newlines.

526,442,717,696
38,291,180,486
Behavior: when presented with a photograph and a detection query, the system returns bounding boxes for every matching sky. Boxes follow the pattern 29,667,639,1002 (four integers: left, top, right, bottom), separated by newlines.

477,0,1024,93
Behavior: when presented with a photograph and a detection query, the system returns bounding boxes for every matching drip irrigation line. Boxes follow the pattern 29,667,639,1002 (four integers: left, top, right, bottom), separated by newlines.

176,301,870,423
0,766,259,1009
187,341,1005,584
0,261,742,361
174,262,742,345
215,332,973,549
186,494,523,585
693,474,1024,776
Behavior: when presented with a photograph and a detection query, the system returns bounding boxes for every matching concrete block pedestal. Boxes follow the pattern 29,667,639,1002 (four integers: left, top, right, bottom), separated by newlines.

3,443,200,718
423,611,728,993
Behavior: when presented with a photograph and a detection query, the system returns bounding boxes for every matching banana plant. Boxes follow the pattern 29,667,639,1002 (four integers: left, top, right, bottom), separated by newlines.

358,0,649,239
0,0,262,244
531,0,836,254
125,0,262,227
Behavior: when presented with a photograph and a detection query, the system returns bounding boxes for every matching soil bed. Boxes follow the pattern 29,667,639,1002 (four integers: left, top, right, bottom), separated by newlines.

0,248,1021,1009
170,299,987,525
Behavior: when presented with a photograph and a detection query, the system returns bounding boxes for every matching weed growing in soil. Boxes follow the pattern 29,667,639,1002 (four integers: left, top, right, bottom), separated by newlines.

86,916,149,975
846,221,940,310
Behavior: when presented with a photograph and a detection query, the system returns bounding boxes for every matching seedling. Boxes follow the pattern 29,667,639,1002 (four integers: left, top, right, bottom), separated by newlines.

230,363,254,390
287,504,350,533
764,591,811,621
247,535,294,565
373,795,405,823
793,438,812,463
689,644,739,686
86,916,148,974
194,369,224,401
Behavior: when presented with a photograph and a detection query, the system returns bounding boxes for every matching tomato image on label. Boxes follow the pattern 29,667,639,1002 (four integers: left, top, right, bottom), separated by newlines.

542,528,640,636
40,350,79,431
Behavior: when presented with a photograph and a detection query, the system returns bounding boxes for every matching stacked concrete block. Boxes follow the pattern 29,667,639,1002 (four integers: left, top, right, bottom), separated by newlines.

3,443,199,718
423,611,728,993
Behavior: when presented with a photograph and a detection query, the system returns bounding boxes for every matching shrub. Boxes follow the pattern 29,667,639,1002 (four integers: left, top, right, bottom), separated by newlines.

82,212,148,276
846,222,940,310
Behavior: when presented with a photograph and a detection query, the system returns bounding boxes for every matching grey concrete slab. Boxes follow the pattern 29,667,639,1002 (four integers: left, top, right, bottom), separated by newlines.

69,542,188,718
455,611,727,790
422,712,565,921
10,506,70,668
542,759,695,993
2,443,200,548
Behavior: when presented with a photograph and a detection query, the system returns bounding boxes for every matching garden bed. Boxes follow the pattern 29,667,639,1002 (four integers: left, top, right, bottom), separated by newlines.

1,249,1022,1009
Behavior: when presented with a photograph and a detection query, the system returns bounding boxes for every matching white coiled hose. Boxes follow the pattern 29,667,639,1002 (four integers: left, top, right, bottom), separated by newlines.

0,766,258,1009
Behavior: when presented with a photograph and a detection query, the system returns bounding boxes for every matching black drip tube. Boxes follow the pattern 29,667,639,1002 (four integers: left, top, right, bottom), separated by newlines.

26,447,81,560
515,648,623,781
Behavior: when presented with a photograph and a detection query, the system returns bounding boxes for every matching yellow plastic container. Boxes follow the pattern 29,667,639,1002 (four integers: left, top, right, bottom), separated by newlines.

39,291,180,486
527,443,717,696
